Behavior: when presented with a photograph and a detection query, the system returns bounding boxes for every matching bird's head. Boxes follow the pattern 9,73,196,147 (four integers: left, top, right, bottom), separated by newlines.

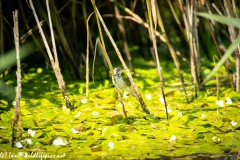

113,67,123,78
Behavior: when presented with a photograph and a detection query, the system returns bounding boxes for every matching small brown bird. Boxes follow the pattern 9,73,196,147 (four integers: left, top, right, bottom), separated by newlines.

112,67,136,97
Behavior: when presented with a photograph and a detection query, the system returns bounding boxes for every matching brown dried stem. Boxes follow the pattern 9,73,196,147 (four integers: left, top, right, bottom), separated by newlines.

29,0,72,110
12,10,23,147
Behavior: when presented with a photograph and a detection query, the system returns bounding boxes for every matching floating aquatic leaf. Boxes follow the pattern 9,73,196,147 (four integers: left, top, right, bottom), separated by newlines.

111,114,123,124
1,113,12,122
102,126,119,139
91,145,102,152
74,126,87,132
228,91,240,99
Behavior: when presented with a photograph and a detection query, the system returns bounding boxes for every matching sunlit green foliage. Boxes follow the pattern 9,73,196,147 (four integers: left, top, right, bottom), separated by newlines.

1,62,240,159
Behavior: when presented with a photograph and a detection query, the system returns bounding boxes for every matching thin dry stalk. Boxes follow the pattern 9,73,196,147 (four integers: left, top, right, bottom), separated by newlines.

12,10,23,147
114,5,134,70
167,0,185,35
155,1,189,104
117,91,129,124
92,32,129,123
188,1,197,97
0,0,3,66
231,1,240,92
91,0,150,114
49,0,79,75
18,0,49,61
86,12,94,98
83,0,94,55
146,0,168,119
29,0,72,110
206,2,234,89
110,0,166,43
223,0,240,92
213,56,219,99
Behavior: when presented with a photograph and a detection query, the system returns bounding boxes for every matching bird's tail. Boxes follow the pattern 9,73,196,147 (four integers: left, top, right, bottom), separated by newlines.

126,87,137,98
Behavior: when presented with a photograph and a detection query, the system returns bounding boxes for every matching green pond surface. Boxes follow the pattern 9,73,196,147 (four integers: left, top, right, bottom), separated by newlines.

0,64,240,159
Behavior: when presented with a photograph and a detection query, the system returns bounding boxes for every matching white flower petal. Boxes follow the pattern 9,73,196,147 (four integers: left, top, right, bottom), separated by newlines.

26,138,33,145
178,111,182,117
212,136,220,142
226,97,232,105
159,96,165,104
71,128,79,134
108,142,114,148
12,101,16,106
167,108,172,113
123,92,129,98
74,112,82,118
145,94,152,100
201,114,206,119
92,111,99,116
81,99,87,104
231,121,237,127
215,100,224,107
15,142,23,148
163,106,172,113
28,129,36,137
52,137,67,146
169,135,176,143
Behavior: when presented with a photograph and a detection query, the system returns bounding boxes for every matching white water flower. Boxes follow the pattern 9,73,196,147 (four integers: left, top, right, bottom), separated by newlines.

215,100,224,107
26,138,33,145
92,111,99,116
123,92,129,98
71,128,79,134
145,94,152,100
74,112,82,118
28,129,36,137
12,101,16,106
52,137,67,146
201,114,206,119
81,99,87,104
108,142,114,148
231,121,237,127
159,95,165,104
169,135,176,143
212,136,220,142
15,142,23,149
226,97,232,105
164,106,172,113
178,111,182,117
